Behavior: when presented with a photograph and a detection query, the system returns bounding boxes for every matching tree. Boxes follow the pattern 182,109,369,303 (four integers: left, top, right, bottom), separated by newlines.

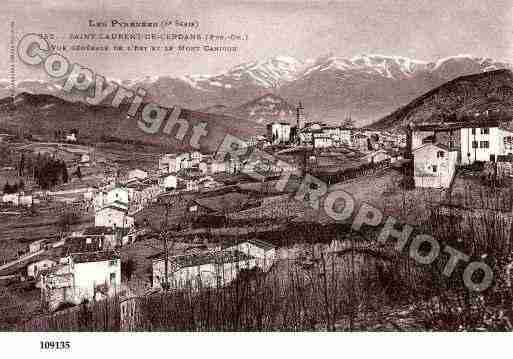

18,153,25,177
61,161,69,183
121,259,137,282
58,211,80,233
367,138,373,151
75,165,82,180
3,182,11,194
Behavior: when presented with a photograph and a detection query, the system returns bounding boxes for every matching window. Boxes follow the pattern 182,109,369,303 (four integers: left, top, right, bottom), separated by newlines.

109,259,117,266
471,128,476,135
110,272,116,285
432,165,437,173
436,151,445,158
481,128,489,135
480,141,489,149
472,141,478,149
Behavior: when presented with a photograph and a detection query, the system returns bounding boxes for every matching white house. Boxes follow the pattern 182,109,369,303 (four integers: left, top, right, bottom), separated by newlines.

81,226,119,249
2,193,19,206
322,126,352,145
460,125,513,164
80,153,90,166
267,122,291,145
127,169,148,181
28,238,62,253
65,133,77,142
199,160,226,175
152,250,256,290
364,149,391,164
159,174,177,191
41,250,121,311
226,158,242,175
94,186,129,212
352,133,369,152
313,135,333,148
413,143,458,188
126,181,162,213
190,151,203,166
2,192,33,207
19,194,33,207
95,205,134,229
186,179,200,192
225,239,276,271
297,122,328,144
27,258,58,279
158,153,178,173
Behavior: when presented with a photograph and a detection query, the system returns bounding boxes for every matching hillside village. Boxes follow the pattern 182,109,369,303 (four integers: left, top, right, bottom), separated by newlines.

1,68,513,331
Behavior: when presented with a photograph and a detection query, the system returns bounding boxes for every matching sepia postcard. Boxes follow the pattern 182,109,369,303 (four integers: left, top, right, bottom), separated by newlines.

0,0,512,356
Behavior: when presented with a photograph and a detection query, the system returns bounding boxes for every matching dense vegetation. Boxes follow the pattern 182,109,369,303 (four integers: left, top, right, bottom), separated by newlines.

17,152,69,190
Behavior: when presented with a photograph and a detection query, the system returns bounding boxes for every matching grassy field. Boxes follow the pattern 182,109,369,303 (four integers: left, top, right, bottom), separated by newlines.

0,204,93,262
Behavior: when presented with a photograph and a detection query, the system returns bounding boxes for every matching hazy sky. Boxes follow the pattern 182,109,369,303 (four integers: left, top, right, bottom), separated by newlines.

1,0,512,80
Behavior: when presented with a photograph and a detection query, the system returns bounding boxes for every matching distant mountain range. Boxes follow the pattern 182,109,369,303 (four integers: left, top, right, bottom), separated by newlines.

1,69,512,153
2,54,511,127
369,69,513,131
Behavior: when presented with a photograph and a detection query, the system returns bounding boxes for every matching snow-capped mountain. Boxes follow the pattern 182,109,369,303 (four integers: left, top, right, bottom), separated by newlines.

2,54,511,126
185,55,306,89
278,54,512,125
301,54,430,80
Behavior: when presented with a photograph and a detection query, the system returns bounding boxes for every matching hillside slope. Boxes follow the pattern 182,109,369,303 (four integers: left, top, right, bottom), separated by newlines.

368,69,513,131
0,93,264,153
201,93,297,126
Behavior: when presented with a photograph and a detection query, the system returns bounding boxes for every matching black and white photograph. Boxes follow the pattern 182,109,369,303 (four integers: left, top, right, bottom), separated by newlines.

0,0,512,355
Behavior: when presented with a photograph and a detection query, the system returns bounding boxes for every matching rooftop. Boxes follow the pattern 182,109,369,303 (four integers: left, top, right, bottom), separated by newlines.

154,250,254,269
62,236,103,254
83,226,115,236
224,238,276,251
98,203,129,213
412,142,454,153
72,250,120,264
194,192,253,213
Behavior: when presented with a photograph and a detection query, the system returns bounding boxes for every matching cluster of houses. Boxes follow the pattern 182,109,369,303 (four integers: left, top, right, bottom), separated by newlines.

1,229,126,312
17,102,510,319
410,114,513,188
261,104,406,173
7,229,277,311
266,103,353,148
1,191,35,207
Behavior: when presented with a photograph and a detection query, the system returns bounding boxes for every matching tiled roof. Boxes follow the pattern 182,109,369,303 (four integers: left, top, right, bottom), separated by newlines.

245,239,276,251
72,250,120,264
194,192,252,213
224,238,276,251
154,250,254,270
62,236,103,254
98,204,128,213
412,142,453,153
83,226,115,236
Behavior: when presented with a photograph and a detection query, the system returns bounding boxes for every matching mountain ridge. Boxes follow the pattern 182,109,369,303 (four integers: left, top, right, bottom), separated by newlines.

368,69,513,131
2,54,511,126
0,92,264,153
